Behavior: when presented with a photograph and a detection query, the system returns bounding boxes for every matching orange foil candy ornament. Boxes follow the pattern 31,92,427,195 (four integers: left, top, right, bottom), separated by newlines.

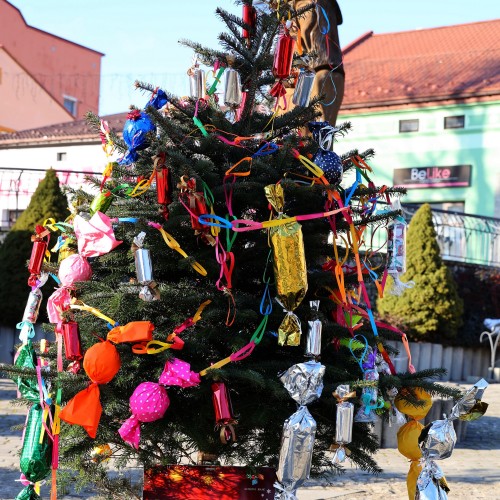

60,340,121,438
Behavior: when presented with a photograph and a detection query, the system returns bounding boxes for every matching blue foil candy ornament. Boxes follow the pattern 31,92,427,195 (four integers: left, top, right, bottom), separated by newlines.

147,89,169,110
119,109,155,165
308,121,343,185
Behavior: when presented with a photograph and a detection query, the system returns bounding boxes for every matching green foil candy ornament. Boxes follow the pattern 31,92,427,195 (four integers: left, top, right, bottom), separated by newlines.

15,484,41,500
90,191,113,215
14,342,39,402
20,403,53,484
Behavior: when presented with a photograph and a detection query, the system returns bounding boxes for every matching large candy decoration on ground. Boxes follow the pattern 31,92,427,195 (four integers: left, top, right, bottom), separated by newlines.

264,184,307,346
118,382,170,449
396,388,432,499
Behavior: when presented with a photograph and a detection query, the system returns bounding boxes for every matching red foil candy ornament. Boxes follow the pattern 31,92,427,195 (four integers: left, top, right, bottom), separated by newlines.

242,4,256,41
271,23,296,108
28,225,49,286
61,321,83,361
212,382,237,444
272,24,295,80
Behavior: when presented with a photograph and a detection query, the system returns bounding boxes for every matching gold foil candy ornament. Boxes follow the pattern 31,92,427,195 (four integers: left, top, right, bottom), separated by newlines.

264,184,308,346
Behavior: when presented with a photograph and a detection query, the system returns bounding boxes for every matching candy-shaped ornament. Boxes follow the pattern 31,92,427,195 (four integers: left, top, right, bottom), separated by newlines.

119,382,170,449
28,225,50,287
118,108,156,165
133,232,159,301
276,361,325,500
17,403,53,500
57,211,122,288
354,347,383,423
330,385,355,464
187,59,206,100
59,340,121,438
89,190,113,216
242,4,257,44
265,184,308,346
58,320,83,372
292,67,315,108
308,122,343,185
305,301,322,358
386,198,414,295
212,382,237,444
177,176,214,245
17,273,48,343
270,21,295,105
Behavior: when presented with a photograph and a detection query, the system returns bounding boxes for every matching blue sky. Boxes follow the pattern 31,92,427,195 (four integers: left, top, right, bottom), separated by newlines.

9,0,500,116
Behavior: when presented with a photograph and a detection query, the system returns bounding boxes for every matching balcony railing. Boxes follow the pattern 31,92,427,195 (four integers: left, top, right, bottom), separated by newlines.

364,205,500,268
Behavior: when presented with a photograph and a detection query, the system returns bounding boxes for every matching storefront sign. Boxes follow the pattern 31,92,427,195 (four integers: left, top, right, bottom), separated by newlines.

393,165,471,188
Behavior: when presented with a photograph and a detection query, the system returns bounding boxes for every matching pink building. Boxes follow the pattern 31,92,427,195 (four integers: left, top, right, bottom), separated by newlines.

0,0,103,130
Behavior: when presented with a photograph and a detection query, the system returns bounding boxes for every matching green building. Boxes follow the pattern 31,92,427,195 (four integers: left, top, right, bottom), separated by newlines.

338,20,500,266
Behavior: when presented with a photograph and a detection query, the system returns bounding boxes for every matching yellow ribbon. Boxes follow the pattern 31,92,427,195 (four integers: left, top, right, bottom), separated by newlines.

70,300,117,326
153,224,207,276
199,356,232,377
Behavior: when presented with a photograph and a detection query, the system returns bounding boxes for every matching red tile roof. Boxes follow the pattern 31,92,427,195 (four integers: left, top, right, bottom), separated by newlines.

0,112,127,147
341,19,500,110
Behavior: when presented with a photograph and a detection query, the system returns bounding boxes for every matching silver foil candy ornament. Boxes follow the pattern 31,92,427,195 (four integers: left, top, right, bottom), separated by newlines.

386,198,414,295
133,232,159,302
292,68,315,107
305,300,322,358
187,61,206,100
416,379,489,499
330,385,355,464
224,67,243,108
415,461,449,500
275,361,325,500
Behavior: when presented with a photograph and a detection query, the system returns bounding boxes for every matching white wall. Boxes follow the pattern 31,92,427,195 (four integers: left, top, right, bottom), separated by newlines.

0,141,109,229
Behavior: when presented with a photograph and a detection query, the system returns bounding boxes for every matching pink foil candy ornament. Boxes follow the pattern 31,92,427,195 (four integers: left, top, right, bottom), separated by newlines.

118,382,169,449
57,212,122,287
58,254,93,287
159,358,200,388
73,212,122,258
47,286,72,323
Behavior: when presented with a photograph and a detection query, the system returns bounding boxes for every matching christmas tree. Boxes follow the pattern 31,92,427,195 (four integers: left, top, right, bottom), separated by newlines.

1,3,462,499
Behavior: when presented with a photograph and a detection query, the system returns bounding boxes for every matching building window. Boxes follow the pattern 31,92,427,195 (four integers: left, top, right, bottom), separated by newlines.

444,115,465,129
9,209,22,227
399,119,419,133
57,152,67,161
63,95,78,116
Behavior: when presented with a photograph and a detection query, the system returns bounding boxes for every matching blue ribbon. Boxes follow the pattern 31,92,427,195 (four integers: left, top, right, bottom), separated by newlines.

16,321,35,342
317,5,330,35
348,334,368,372
251,142,279,158
198,213,232,229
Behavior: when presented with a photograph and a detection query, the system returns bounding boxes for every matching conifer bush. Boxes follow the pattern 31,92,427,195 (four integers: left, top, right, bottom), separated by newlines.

377,203,463,341
0,169,69,326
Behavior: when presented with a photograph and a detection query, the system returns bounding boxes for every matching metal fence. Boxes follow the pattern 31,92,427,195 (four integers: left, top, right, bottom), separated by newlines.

364,205,500,268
